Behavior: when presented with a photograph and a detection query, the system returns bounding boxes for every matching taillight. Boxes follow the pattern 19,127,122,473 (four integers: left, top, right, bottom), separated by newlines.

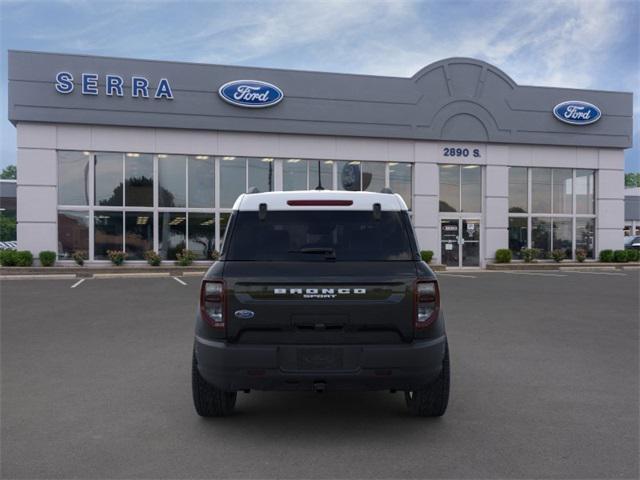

415,280,439,329
200,280,225,329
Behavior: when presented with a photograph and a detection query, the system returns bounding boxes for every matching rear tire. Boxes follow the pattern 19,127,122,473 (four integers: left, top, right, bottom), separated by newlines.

405,341,450,417
192,351,237,417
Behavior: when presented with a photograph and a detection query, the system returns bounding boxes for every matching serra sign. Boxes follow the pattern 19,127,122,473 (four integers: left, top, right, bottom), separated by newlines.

553,100,601,125
55,72,174,99
218,80,283,108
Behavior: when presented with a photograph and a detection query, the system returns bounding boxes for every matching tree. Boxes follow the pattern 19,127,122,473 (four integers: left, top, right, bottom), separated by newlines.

625,172,640,188
1,165,16,179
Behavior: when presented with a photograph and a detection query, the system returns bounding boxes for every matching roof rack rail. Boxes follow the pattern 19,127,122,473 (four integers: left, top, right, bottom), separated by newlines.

247,186,260,194
380,187,394,194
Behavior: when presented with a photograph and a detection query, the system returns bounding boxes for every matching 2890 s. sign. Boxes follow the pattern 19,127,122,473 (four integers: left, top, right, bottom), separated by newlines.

553,100,601,125
218,80,283,108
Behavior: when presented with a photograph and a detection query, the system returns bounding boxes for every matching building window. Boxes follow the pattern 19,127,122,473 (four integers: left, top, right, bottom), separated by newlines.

158,155,186,208
158,212,186,260
188,213,215,259
439,165,482,213
57,210,89,259
389,163,412,210
58,151,90,206
57,151,414,261
508,217,527,259
95,153,123,206
94,211,123,259
508,167,527,213
508,168,596,259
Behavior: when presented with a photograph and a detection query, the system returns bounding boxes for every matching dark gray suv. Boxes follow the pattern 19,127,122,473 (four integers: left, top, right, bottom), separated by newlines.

192,191,449,417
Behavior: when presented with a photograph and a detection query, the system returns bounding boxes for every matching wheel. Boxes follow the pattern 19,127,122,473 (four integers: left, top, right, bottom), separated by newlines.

192,350,237,417
405,342,450,417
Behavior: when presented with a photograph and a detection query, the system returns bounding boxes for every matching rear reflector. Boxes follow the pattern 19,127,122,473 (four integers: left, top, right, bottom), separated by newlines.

287,200,353,206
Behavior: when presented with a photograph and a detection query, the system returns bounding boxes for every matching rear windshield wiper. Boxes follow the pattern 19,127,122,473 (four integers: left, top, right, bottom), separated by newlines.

288,247,336,259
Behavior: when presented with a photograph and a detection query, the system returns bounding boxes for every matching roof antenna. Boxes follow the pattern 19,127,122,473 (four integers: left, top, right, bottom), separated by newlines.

314,160,325,190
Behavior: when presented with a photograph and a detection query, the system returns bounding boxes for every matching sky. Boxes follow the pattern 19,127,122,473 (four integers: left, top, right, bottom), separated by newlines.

0,0,638,172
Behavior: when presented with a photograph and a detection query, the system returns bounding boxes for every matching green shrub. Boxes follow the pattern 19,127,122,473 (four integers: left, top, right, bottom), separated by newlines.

72,250,88,266
210,250,220,261
599,249,614,262
144,250,161,266
495,249,512,263
107,250,127,266
626,249,639,262
39,250,56,267
420,250,434,264
613,250,628,263
0,249,18,266
521,248,537,263
14,250,34,267
575,248,587,263
176,249,197,266
551,249,566,263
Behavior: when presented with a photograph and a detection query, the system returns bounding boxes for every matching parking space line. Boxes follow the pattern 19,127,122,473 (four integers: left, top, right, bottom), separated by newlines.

172,276,187,286
502,271,567,277
438,273,477,278
566,270,626,276
70,278,86,288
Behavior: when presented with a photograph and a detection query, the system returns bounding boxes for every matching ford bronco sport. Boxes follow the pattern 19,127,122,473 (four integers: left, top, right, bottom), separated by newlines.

192,190,449,417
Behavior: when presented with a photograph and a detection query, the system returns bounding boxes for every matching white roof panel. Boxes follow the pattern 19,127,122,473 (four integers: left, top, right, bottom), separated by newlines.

234,190,408,211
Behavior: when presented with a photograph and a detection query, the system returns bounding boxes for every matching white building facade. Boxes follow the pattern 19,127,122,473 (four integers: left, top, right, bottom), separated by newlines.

8,52,633,267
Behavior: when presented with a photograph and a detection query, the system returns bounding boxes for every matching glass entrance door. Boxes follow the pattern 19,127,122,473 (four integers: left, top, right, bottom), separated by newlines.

440,219,459,267
441,218,481,267
461,219,480,267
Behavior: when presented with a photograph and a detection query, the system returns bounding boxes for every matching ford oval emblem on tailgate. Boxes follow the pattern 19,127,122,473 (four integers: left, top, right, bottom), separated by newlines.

234,309,255,319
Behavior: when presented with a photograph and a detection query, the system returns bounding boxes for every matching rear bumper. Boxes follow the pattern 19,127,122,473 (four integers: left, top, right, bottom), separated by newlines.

194,335,447,392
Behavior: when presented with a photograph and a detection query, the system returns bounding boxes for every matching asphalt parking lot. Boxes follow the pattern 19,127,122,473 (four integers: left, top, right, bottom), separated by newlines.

1,270,638,479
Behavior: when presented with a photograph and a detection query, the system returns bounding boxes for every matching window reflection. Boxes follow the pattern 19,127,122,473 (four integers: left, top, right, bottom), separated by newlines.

552,169,572,214
125,212,153,260
439,165,459,212
531,217,551,258
576,218,595,258
283,159,307,190
188,213,215,259
362,162,385,193
248,158,273,193
508,167,527,213
58,211,89,258
552,217,572,257
95,153,123,206
188,156,215,208
94,211,123,259
125,153,153,207
158,212,186,260
461,165,481,212
508,217,527,259
58,151,90,205
390,163,412,209
575,170,595,214
310,160,334,190
220,157,245,208
220,212,231,252
158,155,186,207
531,168,552,213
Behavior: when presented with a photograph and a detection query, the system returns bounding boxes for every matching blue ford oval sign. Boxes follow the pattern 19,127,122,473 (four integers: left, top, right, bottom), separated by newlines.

553,100,601,125
234,309,255,320
218,80,283,108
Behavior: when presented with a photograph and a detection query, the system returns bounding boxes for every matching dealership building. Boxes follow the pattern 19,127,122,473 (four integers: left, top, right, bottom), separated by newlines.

7,50,633,267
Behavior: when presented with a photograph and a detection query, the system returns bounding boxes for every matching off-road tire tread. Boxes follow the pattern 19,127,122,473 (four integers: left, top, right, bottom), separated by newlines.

405,342,450,417
192,351,237,417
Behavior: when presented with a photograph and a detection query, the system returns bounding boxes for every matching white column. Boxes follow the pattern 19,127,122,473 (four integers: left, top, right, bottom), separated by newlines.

596,149,625,252
16,123,58,256
484,165,509,264
412,162,439,261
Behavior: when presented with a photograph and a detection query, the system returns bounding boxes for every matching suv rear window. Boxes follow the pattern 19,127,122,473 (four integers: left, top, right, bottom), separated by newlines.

224,211,415,261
